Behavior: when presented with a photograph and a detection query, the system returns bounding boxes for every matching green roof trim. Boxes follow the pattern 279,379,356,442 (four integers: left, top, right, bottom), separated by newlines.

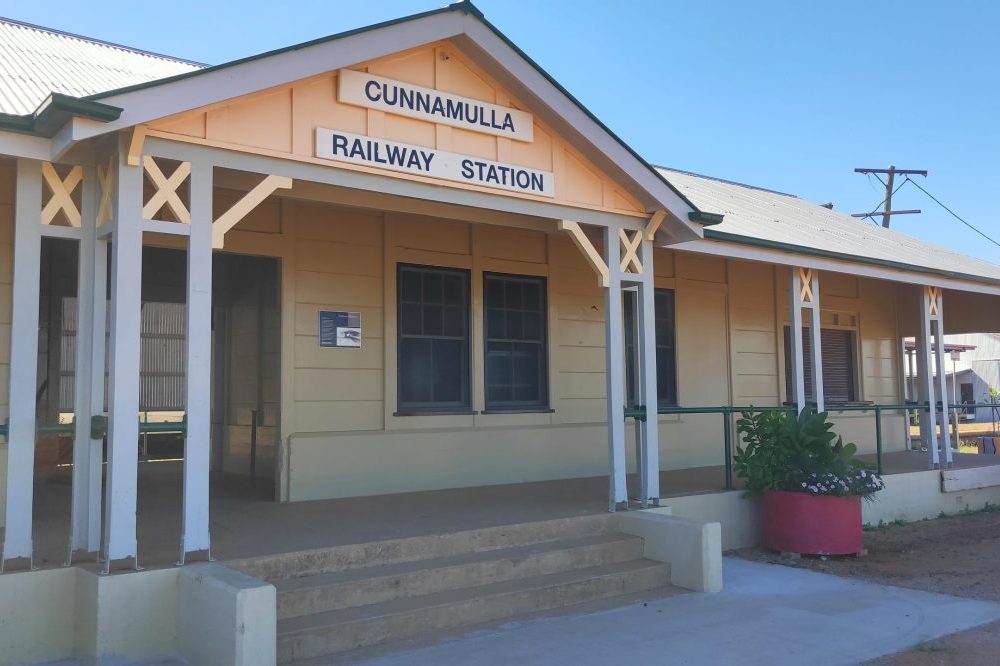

80,1,707,221
704,229,1000,288
0,92,122,137
688,211,724,226
449,0,486,19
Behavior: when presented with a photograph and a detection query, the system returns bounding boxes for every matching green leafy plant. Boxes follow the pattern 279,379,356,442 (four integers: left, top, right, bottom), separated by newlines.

733,409,883,500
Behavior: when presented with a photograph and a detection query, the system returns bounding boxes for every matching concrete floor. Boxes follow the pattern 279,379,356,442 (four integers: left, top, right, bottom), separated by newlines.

865,449,1000,472
352,558,1000,666
17,449,1000,571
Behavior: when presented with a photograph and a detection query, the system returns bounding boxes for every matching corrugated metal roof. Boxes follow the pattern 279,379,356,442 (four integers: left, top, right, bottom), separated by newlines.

0,17,203,115
658,166,1000,283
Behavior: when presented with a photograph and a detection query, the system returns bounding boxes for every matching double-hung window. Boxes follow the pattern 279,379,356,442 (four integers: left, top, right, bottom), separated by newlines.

484,273,548,411
623,289,677,407
396,264,471,413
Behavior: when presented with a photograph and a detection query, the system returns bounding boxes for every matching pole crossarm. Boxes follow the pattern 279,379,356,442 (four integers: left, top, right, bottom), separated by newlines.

212,174,293,249
41,162,83,227
853,165,927,228
557,220,610,287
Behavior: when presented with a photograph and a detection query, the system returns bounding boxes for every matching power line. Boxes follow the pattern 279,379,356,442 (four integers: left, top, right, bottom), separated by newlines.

904,176,1000,250
852,166,927,227
856,177,909,224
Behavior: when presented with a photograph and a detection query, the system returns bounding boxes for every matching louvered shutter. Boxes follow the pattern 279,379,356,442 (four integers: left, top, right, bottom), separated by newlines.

784,327,857,404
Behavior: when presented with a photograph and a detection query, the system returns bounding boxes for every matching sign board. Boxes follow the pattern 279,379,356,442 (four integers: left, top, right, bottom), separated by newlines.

319,310,361,348
338,69,534,142
316,129,555,198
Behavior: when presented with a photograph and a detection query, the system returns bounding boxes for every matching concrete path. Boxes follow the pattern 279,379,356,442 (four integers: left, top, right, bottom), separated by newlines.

353,557,1000,666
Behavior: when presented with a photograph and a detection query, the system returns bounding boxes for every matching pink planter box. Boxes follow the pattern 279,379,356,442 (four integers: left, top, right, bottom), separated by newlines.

762,490,863,555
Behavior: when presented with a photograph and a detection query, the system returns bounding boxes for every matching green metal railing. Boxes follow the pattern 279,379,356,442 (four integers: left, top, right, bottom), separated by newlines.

621,400,988,490
0,415,186,440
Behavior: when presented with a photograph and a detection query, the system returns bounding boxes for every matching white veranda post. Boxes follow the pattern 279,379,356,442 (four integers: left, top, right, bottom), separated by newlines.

181,159,213,562
558,217,660,510
634,236,660,505
2,159,44,566
789,267,824,413
602,224,628,510
68,164,108,558
918,286,952,468
103,138,144,570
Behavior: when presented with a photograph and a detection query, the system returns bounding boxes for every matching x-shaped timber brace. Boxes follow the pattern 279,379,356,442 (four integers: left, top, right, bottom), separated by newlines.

41,162,83,227
557,216,662,510
0,142,292,573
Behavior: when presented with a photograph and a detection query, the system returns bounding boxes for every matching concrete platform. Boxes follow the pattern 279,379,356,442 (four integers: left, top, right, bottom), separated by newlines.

350,557,1000,666
16,449,1000,571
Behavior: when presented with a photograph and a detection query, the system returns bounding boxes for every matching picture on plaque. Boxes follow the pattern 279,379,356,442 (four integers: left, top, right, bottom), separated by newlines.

319,310,361,348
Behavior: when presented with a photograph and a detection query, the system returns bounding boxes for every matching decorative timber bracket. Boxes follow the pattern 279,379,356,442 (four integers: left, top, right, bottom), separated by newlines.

212,174,293,249
557,220,650,287
643,210,666,241
557,220,609,287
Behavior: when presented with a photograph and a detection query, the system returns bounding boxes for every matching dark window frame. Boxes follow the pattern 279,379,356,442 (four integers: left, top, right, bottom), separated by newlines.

624,288,678,408
395,263,472,415
483,272,550,412
782,326,858,404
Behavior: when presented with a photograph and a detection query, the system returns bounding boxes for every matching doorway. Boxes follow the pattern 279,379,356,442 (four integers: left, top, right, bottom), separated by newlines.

35,240,281,493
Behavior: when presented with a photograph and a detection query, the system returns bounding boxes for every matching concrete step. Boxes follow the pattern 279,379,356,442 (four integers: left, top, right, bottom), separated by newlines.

231,513,617,581
276,532,644,619
277,559,671,663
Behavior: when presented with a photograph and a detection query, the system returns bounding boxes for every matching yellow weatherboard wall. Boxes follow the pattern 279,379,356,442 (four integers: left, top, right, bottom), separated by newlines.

272,196,907,500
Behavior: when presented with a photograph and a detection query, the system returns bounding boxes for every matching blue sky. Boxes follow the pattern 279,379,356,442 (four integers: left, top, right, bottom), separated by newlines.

11,1,1000,263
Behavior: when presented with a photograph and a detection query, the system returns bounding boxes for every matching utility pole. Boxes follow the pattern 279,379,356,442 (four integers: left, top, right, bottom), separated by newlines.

852,166,928,228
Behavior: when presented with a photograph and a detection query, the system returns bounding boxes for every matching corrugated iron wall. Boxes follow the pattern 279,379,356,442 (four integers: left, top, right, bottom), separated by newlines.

60,297,187,411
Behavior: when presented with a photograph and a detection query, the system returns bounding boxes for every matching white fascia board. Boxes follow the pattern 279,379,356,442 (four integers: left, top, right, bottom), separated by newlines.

70,11,467,141
0,130,52,161
673,237,1000,297
457,17,702,240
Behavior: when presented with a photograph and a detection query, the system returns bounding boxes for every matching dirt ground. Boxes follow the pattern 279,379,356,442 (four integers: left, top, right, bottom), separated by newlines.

734,507,1000,665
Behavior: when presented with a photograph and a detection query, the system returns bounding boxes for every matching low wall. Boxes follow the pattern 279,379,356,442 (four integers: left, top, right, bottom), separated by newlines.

665,467,1000,550
619,507,723,593
0,563,275,666
288,421,739,502
666,491,761,551
285,416,911,503
861,469,1000,526
288,423,610,501
179,564,276,666
0,567,76,664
